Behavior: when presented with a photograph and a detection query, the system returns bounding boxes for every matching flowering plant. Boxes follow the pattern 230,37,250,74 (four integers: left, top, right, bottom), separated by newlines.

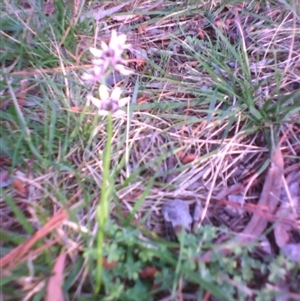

82,30,132,116
82,30,133,83
87,85,130,116
81,29,134,294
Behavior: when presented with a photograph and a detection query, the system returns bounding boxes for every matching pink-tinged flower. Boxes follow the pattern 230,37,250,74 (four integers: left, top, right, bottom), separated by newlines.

87,85,130,116
82,30,133,82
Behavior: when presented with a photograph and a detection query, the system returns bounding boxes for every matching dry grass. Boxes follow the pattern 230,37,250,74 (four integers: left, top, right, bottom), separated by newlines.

1,0,300,300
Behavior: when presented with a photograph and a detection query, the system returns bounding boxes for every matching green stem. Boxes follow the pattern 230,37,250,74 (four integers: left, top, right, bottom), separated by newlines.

95,113,113,295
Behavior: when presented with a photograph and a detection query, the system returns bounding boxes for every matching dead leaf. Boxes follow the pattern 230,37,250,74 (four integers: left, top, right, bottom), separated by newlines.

259,236,272,255
0,156,11,166
139,24,148,33
46,252,67,301
1,210,68,274
274,169,300,255
274,222,290,248
162,199,192,240
200,145,284,262
12,177,28,198
274,206,295,248
225,194,244,217
281,244,300,262
197,28,206,39
0,170,11,188
177,150,197,164
214,19,226,29
1,189,82,274
193,200,202,224
181,154,197,164
102,257,118,270
139,267,158,280
70,106,83,113
239,146,284,244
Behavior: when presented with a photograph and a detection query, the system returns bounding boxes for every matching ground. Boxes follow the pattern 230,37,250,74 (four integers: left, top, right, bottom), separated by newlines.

1,0,300,300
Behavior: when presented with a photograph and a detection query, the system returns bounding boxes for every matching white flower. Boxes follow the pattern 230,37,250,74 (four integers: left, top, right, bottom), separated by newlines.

82,30,133,82
87,85,130,116
91,30,129,62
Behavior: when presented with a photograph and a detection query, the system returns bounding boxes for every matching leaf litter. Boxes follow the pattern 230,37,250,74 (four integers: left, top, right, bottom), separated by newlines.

46,252,67,301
